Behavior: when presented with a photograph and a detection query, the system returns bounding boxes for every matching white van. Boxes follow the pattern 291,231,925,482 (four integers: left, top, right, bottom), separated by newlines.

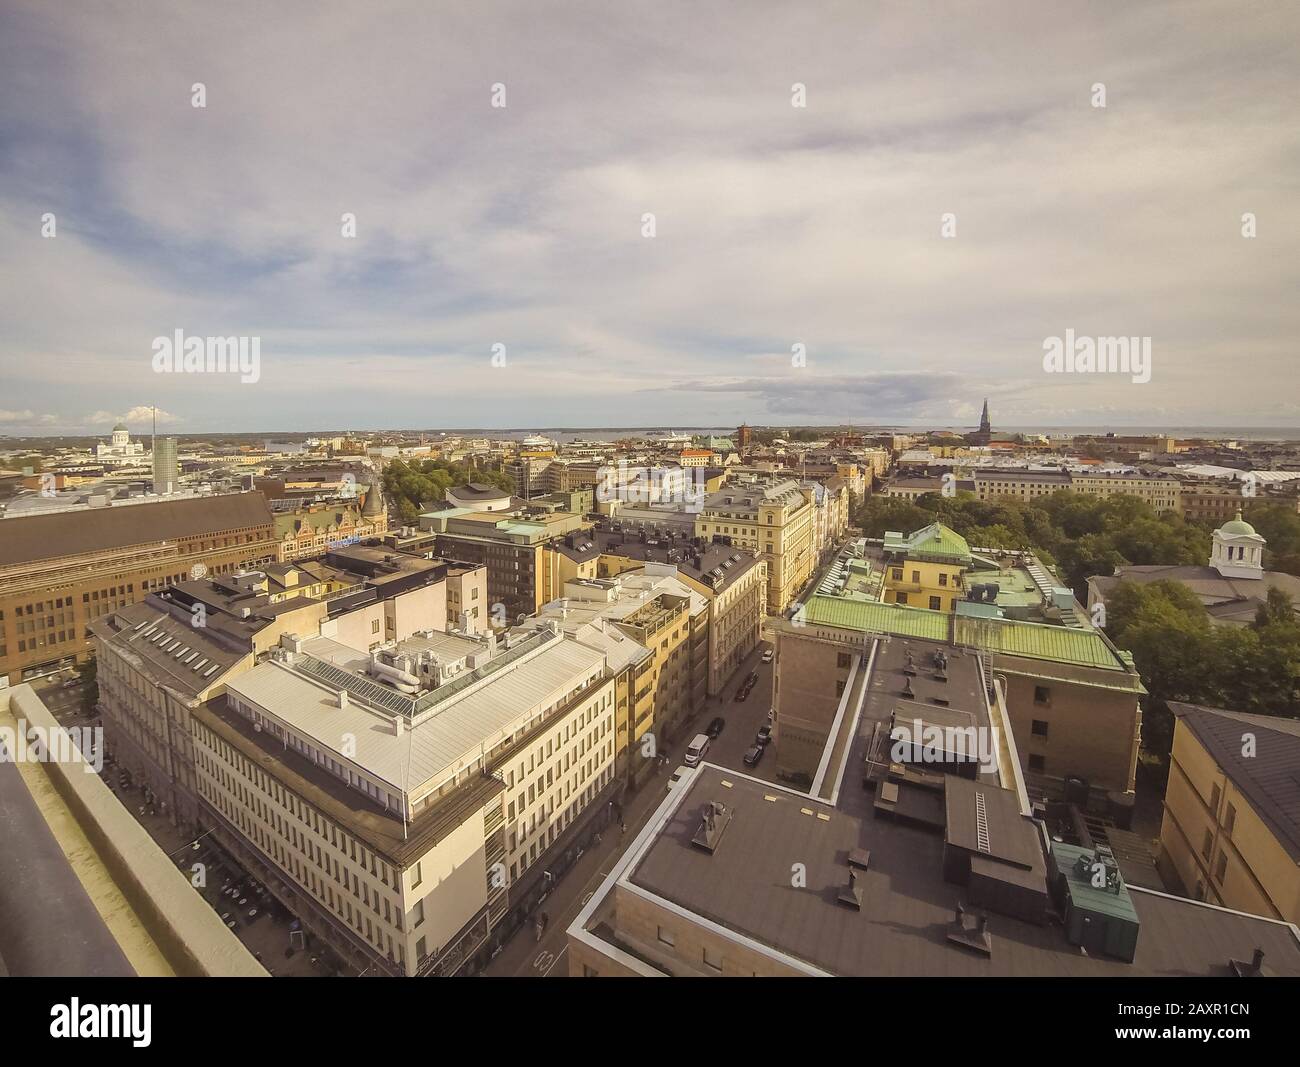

684,733,710,767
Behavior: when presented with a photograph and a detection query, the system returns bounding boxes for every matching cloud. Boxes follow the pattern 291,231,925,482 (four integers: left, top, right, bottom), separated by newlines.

1,1,1297,430
0,409,58,425
87,407,181,429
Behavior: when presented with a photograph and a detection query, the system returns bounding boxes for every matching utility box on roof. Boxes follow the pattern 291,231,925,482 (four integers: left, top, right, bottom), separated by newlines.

1051,842,1141,963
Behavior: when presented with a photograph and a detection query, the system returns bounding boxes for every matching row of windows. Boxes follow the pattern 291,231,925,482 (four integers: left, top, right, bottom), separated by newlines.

195,737,409,964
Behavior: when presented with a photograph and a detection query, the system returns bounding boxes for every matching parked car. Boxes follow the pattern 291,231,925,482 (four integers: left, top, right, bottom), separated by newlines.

747,671,760,687
706,716,726,738
733,686,750,703
756,725,773,746
761,649,774,664
667,765,692,790
743,745,764,767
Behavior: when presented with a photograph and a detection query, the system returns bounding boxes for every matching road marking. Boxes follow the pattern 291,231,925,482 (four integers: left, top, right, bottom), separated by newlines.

543,945,568,977
533,950,555,972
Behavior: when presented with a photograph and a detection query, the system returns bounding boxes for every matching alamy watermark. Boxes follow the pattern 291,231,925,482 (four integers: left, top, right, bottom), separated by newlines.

596,461,707,512
1042,329,1151,384
889,718,997,775
152,329,261,384
0,719,103,774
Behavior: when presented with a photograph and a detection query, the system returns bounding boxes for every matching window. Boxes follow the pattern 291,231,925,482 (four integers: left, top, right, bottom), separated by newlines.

928,596,941,611
1225,803,1237,835
702,946,723,972
938,573,948,587
835,680,846,697
411,861,423,889
1214,851,1228,884
583,964,599,977
1031,719,1049,737
656,926,675,947
896,592,908,605
1210,783,1221,814
836,652,851,669
911,571,920,583
371,619,380,634
1027,754,1045,772
1201,828,1213,861
1033,686,1051,706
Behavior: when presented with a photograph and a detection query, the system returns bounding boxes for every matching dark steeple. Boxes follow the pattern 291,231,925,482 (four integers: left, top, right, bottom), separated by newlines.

979,398,991,435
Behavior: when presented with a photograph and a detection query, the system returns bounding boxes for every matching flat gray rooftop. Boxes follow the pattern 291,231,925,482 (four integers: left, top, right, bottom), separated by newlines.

625,765,1300,977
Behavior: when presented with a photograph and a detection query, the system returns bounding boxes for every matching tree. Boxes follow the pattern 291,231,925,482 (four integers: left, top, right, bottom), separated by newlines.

381,459,514,525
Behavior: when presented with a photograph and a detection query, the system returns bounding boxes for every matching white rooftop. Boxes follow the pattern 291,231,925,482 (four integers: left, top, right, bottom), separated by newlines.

226,631,607,800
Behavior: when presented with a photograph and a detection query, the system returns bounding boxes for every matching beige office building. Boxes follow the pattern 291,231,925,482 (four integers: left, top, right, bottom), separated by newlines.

696,478,814,614
105,619,619,977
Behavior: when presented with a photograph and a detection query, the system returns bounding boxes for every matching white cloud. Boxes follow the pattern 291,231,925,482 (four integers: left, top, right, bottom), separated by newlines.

1,1,1297,429
86,407,181,430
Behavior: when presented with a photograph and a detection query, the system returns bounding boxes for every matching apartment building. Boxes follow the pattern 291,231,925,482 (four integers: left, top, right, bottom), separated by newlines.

972,467,1182,514
0,492,279,682
530,572,706,779
274,490,388,561
972,469,1072,503
1158,703,1300,925
91,550,472,828
882,476,950,501
1069,470,1182,514
593,529,766,696
191,625,616,976
697,478,814,614
803,476,851,566
417,505,588,623
545,459,605,492
1178,481,1300,523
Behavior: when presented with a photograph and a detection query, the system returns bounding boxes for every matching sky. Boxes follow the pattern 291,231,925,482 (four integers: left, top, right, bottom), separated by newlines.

1,0,1297,435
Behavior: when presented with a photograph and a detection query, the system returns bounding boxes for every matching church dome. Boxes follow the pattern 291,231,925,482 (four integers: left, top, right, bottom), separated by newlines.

1218,509,1258,538
112,422,128,432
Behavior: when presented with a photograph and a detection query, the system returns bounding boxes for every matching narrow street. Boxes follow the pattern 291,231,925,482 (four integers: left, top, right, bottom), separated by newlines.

483,636,777,976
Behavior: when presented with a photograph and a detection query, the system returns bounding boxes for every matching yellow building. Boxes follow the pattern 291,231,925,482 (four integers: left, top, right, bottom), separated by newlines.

532,572,707,781
1158,703,1300,924
1069,470,1182,514
696,478,814,614
880,522,970,612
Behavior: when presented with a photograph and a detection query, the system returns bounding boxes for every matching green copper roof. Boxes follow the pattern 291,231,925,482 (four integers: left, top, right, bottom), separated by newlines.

1218,509,1258,537
798,595,1129,671
799,596,950,641
952,616,1124,670
883,521,972,565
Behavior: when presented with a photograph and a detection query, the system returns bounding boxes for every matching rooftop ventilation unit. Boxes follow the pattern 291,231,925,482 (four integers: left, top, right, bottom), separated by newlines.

837,869,865,910
690,801,732,854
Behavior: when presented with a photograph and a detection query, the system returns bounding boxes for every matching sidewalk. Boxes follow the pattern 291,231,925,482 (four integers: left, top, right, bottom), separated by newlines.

482,729,698,977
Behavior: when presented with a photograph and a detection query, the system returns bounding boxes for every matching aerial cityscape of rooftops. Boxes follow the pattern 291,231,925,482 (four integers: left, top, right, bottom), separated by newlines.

2,4,1299,1020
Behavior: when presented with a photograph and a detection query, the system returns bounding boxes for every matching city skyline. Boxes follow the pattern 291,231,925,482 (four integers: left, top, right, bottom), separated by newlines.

3,1,1299,434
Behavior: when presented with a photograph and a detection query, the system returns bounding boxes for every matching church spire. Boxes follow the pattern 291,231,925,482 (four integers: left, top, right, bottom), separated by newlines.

979,398,991,434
